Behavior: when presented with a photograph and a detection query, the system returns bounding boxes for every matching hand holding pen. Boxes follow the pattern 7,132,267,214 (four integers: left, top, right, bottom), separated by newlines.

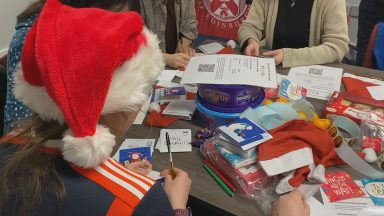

161,132,192,209
161,168,192,209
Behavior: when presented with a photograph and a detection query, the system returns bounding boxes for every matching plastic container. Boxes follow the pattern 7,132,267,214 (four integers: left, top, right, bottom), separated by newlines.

198,84,260,111
196,89,265,128
196,100,240,129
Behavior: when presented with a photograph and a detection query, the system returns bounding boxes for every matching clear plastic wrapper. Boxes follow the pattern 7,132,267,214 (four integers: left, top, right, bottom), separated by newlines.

360,119,384,153
200,138,279,215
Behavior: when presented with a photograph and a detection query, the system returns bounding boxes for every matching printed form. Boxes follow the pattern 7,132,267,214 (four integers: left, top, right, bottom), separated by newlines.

181,55,278,88
288,65,343,100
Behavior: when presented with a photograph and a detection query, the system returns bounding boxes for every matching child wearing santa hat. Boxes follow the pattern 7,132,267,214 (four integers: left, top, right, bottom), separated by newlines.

0,0,191,215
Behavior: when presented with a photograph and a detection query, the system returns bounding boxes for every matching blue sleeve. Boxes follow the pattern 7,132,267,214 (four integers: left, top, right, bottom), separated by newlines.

3,15,38,134
132,182,174,216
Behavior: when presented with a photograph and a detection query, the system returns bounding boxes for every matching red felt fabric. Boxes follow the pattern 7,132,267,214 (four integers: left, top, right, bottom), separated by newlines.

259,120,344,188
342,76,378,99
145,105,177,128
259,120,337,163
217,47,233,54
21,0,146,137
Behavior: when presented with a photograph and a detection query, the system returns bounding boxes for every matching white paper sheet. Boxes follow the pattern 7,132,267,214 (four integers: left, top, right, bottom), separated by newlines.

133,96,151,125
320,181,384,216
288,65,343,100
157,70,177,81
307,196,335,216
156,81,184,88
181,55,277,88
198,42,225,55
156,129,192,153
147,170,163,181
112,139,156,161
162,100,196,120
367,86,384,100
277,74,288,84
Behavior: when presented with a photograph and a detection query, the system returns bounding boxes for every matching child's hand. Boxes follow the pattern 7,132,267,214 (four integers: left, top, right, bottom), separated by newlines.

272,190,310,216
125,160,152,175
161,168,192,209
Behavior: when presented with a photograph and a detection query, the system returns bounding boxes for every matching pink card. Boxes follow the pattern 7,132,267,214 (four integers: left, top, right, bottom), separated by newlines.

321,172,365,202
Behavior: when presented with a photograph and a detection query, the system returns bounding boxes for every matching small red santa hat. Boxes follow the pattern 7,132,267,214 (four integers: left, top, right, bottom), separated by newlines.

258,120,344,194
13,0,164,168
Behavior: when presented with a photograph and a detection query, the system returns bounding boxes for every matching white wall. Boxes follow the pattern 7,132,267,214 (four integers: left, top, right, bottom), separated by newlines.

0,0,33,57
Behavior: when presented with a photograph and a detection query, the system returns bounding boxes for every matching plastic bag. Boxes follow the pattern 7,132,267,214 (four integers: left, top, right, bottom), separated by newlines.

360,119,384,154
200,138,279,215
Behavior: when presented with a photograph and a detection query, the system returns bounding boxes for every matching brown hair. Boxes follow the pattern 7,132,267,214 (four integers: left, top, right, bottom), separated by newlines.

0,115,68,215
17,0,133,22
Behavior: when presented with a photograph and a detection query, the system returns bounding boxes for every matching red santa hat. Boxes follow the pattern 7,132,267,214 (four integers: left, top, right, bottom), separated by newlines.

342,73,383,99
13,0,164,168
258,120,344,194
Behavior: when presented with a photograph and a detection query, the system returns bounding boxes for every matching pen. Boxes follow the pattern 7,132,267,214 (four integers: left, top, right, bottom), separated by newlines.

166,132,176,179
204,160,236,192
203,164,235,197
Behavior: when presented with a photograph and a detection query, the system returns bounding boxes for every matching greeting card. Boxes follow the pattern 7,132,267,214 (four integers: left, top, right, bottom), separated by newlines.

119,147,152,165
361,178,384,206
321,172,365,202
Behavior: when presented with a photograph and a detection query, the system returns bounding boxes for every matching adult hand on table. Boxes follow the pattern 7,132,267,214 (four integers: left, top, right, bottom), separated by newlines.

125,160,152,176
176,37,195,57
164,53,191,69
263,49,284,65
271,190,310,216
161,168,192,209
244,38,260,56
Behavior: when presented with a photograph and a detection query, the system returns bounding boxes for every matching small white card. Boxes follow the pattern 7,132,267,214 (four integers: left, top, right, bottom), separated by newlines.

367,86,384,100
198,42,225,55
288,65,343,100
157,70,177,81
156,129,192,153
147,170,163,181
112,139,156,161
162,100,196,120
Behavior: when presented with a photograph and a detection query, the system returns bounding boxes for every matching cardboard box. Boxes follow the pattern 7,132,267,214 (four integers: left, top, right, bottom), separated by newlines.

323,92,384,124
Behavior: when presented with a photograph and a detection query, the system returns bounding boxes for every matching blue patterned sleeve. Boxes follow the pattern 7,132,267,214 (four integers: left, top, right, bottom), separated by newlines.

3,15,38,134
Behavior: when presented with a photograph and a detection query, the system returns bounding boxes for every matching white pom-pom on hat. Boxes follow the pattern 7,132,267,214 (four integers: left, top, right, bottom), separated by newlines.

362,148,378,163
149,102,161,113
227,40,236,49
62,125,116,168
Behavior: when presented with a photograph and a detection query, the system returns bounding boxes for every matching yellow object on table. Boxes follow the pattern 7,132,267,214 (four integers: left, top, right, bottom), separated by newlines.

275,97,289,104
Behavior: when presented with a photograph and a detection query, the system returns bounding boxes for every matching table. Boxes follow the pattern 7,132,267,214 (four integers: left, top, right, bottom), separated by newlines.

124,63,383,216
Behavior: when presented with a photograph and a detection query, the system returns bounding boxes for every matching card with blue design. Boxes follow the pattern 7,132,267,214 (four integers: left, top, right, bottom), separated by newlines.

218,118,272,150
361,178,384,206
119,147,152,165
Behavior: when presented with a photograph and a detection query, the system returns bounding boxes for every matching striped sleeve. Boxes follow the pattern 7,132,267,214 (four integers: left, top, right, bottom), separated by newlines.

70,158,157,213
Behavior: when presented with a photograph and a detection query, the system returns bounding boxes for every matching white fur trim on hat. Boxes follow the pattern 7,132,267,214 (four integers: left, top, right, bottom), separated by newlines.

14,28,164,122
307,164,326,183
13,66,64,122
259,147,314,176
276,171,296,194
62,124,115,168
103,28,164,114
